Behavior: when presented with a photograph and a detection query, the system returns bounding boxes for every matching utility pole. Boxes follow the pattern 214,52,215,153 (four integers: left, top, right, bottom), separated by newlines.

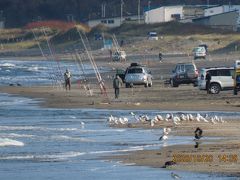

207,0,209,7
148,1,151,24
120,0,124,24
138,0,141,24
101,2,106,18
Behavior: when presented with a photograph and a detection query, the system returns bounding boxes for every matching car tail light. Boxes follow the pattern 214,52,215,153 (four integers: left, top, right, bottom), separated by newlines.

195,70,199,77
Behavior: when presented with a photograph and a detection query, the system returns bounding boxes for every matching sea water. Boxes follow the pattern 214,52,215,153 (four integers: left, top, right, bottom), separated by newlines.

0,60,238,179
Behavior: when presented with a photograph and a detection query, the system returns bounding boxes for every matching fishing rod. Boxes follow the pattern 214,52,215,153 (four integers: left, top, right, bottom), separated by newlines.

75,51,93,96
31,29,56,87
76,29,109,102
42,27,64,89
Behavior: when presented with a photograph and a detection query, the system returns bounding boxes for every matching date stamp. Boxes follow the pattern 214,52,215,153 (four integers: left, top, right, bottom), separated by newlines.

172,153,238,163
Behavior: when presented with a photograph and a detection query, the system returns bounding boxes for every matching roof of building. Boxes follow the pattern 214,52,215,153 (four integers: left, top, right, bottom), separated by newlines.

192,10,238,21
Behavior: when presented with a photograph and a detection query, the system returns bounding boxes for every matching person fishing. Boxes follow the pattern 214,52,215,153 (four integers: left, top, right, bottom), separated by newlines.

64,69,71,90
113,75,122,99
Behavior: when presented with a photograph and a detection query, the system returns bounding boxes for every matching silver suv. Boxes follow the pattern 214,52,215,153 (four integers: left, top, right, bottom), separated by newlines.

198,67,234,94
124,63,152,88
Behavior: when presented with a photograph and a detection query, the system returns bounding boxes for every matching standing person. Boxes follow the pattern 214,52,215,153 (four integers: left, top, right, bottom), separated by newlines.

205,71,211,94
64,69,71,90
113,75,122,99
159,52,162,62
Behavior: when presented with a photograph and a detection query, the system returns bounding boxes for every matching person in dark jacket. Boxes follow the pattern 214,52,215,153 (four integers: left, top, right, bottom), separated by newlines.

205,71,211,94
113,75,122,99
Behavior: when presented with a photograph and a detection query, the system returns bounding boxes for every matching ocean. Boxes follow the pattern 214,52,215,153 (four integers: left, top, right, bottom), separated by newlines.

0,60,238,179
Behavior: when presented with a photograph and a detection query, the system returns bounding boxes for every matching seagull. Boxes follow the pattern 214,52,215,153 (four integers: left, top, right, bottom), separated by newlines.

156,115,164,121
130,112,140,121
165,113,173,121
171,172,181,179
108,115,115,123
81,121,85,128
159,128,171,141
173,116,181,125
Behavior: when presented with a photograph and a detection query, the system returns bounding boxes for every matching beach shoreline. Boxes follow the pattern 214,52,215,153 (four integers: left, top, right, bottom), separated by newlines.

1,53,240,177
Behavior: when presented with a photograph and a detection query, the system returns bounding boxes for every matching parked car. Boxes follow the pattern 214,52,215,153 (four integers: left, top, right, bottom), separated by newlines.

124,63,152,88
170,63,198,87
112,50,126,61
147,32,158,40
193,46,206,60
198,67,234,94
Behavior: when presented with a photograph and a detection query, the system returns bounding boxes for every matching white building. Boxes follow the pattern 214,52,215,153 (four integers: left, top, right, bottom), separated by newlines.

87,15,143,28
144,6,183,24
204,5,240,27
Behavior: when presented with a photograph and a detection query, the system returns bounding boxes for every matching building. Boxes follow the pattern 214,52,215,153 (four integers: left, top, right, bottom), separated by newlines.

144,6,183,24
192,11,239,31
87,15,143,28
204,5,240,27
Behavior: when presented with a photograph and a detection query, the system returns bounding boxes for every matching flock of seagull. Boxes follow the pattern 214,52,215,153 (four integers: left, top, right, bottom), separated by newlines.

108,112,225,127
108,112,225,141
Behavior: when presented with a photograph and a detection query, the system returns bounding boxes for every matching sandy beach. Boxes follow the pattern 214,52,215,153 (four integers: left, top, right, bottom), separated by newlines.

1,53,240,177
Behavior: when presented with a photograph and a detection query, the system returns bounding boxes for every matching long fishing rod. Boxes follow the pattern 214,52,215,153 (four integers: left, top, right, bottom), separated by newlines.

82,32,108,96
41,28,63,89
31,29,56,87
76,29,109,102
75,51,93,96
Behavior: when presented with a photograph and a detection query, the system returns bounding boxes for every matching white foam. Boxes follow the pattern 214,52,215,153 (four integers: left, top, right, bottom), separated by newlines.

0,151,85,160
0,133,35,138
0,138,24,147
50,135,95,142
0,126,78,132
0,63,15,67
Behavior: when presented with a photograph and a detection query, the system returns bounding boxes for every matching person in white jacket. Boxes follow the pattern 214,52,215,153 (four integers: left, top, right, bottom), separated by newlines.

64,69,71,90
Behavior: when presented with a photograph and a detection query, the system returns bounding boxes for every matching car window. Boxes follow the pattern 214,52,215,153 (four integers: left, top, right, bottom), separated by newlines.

209,70,217,76
185,65,194,72
180,65,184,72
127,68,143,74
218,69,231,76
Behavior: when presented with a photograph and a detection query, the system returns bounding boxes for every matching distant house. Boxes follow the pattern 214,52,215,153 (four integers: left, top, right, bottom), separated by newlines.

192,11,239,31
144,6,183,24
204,5,240,27
87,15,143,28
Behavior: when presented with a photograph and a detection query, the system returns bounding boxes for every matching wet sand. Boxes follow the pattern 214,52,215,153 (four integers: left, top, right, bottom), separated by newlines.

108,120,240,177
1,53,240,176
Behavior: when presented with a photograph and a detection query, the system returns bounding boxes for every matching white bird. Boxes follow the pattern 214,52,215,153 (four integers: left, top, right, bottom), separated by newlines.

81,121,85,127
108,115,115,123
171,172,181,179
220,116,225,123
156,115,164,121
159,128,171,140
173,116,181,125
165,113,173,121
189,114,195,121
130,112,141,122
150,119,155,127
180,114,187,121
210,117,217,124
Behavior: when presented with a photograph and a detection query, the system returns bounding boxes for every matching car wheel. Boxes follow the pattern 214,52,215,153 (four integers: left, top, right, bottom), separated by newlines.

170,79,178,87
125,83,130,88
210,83,221,94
